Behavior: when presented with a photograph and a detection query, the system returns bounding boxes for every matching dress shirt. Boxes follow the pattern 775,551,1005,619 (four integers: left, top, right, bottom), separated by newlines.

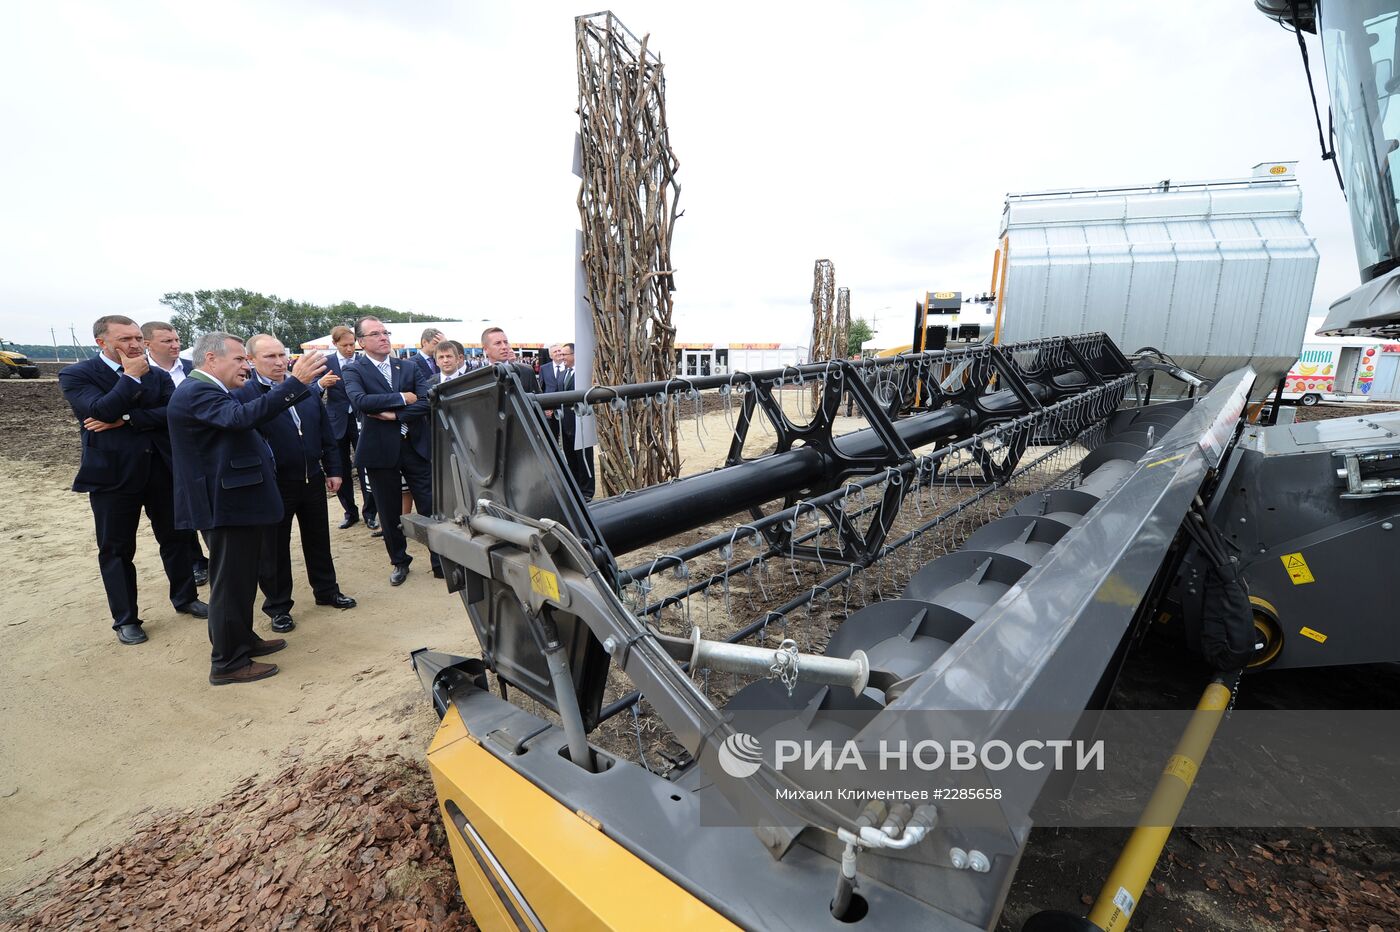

149,355,186,386
439,366,467,385
99,352,142,383
336,352,356,412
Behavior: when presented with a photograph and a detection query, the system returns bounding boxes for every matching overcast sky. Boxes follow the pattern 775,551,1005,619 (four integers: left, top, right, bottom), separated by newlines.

0,1,1358,348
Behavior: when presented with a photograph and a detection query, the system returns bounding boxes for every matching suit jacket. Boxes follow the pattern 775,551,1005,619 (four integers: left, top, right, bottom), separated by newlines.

321,352,357,440
167,372,311,530
560,367,583,441
539,361,568,395
235,377,341,484
412,352,437,384
342,354,431,469
59,355,176,494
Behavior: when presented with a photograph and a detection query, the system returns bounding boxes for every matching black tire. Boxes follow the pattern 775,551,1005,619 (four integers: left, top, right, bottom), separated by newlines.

0,368,13,380
20,370,39,379
1301,393,1321,407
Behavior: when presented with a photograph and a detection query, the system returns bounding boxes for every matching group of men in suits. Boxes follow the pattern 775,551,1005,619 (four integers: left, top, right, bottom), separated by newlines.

61,315,597,685
61,316,357,686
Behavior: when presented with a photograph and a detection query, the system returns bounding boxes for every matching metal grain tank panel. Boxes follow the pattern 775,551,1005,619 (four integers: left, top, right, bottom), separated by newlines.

1000,168,1319,398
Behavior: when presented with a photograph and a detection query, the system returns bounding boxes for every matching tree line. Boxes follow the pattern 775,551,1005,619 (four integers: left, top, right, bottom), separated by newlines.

158,289,450,350
3,290,452,362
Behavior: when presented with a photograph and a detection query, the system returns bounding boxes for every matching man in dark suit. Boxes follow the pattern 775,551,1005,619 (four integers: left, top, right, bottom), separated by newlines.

343,316,440,586
556,342,597,500
168,331,327,685
319,325,377,531
142,320,210,586
481,325,541,386
412,327,445,384
538,343,566,442
59,315,207,646
237,334,357,633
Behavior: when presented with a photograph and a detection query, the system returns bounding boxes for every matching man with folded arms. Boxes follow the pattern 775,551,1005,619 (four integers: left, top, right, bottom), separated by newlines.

59,315,207,646
168,332,326,685
343,316,440,586
238,334,357,634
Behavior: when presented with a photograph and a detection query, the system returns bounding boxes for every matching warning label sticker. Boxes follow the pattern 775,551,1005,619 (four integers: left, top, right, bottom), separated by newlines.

1281,552,1315,585
1300,626,1328,644
529,565,560,601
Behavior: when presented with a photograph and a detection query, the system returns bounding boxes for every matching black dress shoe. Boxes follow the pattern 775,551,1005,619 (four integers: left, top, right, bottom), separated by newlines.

116,624,147,645
390,565,409,586
365,515,380,531
270,613,295,633
338,514,360,530
315,593,358,609
193,567,209,586
176,599,209,619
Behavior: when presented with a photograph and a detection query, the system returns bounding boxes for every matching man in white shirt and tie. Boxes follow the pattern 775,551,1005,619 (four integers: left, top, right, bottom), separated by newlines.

142,320,210,585
434,341,468,384
142,321,190,387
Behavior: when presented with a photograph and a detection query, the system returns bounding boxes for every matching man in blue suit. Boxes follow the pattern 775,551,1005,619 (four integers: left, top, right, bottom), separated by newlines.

412,327,444,384
59,315,207,646
237,334,357,634
320,325,377,531
143,320,210,586
168,331,327,685
343,316,440,586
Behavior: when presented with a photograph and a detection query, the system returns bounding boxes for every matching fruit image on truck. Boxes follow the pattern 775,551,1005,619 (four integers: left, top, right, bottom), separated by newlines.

1281,318,1400,406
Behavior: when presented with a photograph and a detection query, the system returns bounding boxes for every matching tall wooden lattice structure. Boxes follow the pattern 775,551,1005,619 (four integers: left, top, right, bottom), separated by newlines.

575,12,682,495
809,259,838,361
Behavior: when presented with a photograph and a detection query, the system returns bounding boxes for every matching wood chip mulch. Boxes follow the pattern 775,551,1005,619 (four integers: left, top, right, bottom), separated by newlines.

2,751,476,931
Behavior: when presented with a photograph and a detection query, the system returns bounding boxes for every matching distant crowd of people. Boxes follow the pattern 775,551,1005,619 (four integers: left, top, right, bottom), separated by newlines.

60,315,593,686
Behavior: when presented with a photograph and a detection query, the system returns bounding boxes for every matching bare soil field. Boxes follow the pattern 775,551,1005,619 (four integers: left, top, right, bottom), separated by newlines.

3,380,1398,930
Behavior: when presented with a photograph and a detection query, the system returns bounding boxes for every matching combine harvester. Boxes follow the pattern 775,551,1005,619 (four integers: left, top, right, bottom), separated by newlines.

401,2,1400,929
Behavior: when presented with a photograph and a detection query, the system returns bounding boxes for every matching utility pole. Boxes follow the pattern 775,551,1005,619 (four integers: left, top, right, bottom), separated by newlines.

50,327,60,362
69,325,90,359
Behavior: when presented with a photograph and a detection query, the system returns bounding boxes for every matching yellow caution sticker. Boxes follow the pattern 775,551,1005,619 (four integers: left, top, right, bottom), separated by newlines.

1269,165,1288,175
529,565,560,601
1280,552,1315,585
1300,626,1328,644
1163,754,1198,786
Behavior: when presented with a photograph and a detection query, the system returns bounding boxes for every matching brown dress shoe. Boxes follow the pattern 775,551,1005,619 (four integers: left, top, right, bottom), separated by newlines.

209,661,279,686
249,638,287,657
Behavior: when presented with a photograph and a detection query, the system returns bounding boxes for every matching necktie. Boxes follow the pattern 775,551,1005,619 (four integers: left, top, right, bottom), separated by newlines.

378,360,408,436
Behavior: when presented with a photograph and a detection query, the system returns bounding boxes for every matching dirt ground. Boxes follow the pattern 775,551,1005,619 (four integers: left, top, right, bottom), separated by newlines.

0,374,467,911
4,378,1399,930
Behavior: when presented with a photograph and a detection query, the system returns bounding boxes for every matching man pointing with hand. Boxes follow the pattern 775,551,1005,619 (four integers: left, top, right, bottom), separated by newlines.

168,333,327,686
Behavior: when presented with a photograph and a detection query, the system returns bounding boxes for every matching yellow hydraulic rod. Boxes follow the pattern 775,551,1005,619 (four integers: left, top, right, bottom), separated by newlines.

1085,677,1235,932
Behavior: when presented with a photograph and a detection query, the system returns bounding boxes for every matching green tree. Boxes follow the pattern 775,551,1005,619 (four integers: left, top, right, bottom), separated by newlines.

159,290,451,350
847,317,874,356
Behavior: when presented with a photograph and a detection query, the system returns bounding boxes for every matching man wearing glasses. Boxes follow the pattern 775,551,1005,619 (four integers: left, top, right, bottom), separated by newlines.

342,317,441,586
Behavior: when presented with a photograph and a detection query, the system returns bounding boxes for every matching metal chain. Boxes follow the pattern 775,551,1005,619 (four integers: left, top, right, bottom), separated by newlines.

769,638,800,696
